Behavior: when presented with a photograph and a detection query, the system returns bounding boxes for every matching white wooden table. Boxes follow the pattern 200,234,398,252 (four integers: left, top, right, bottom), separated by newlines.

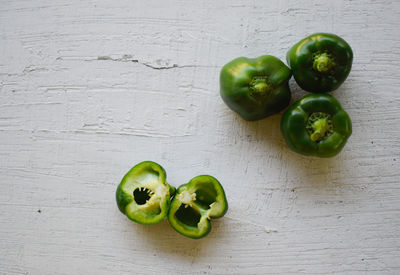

1,1,400,274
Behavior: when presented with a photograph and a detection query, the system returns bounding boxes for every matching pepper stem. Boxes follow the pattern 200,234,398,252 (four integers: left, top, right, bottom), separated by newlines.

249,76,271,97
313,52,335,73
306,112,334,142
310,118,329,142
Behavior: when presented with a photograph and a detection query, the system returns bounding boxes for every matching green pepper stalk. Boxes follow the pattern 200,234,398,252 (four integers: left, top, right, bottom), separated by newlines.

287,33,353,93
116,161,175,225
168,175,228,239
220,55,292,121
281,94,352,158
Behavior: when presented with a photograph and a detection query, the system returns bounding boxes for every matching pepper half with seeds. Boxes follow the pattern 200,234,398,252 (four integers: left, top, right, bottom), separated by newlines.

168,175,228,239
281,94,352,158
116,161,175,225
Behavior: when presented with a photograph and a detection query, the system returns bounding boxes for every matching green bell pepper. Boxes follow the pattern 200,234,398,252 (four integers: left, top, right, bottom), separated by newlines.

287,33,353,93
168,175,228,239
116,161,175,225
281,94,352,158
220,55,292,121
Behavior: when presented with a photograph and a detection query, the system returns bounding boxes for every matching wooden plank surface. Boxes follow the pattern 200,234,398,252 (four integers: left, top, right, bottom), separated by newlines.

1,0,399,274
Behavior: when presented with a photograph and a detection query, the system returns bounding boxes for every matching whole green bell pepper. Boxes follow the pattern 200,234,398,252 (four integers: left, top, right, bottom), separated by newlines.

220,55,292,121
168,175,228,239
116,161,175,225
287,33,353,93
281,94,352,158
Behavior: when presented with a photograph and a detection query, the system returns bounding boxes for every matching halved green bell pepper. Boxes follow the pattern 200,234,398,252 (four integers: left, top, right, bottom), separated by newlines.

168,175,228,239
281,94,352,158
287,33,353,93
220,55,292,121
116,161,175,225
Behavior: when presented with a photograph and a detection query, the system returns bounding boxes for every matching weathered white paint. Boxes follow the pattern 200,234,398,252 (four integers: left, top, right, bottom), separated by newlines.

1,0,400,274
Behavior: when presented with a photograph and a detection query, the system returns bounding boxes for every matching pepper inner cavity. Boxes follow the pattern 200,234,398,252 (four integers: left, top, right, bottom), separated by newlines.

133,187,154,205
306,112,334,142
175,204,201,227
195,188,217,210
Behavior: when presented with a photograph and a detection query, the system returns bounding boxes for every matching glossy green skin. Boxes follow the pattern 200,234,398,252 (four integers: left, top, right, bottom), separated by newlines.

281,94,352,158
116,161,175,225
287,33,353,93
220,55,292,121
168,175,228,239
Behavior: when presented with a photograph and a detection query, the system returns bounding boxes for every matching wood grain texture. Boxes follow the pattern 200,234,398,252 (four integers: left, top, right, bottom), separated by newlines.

1,0,400,274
